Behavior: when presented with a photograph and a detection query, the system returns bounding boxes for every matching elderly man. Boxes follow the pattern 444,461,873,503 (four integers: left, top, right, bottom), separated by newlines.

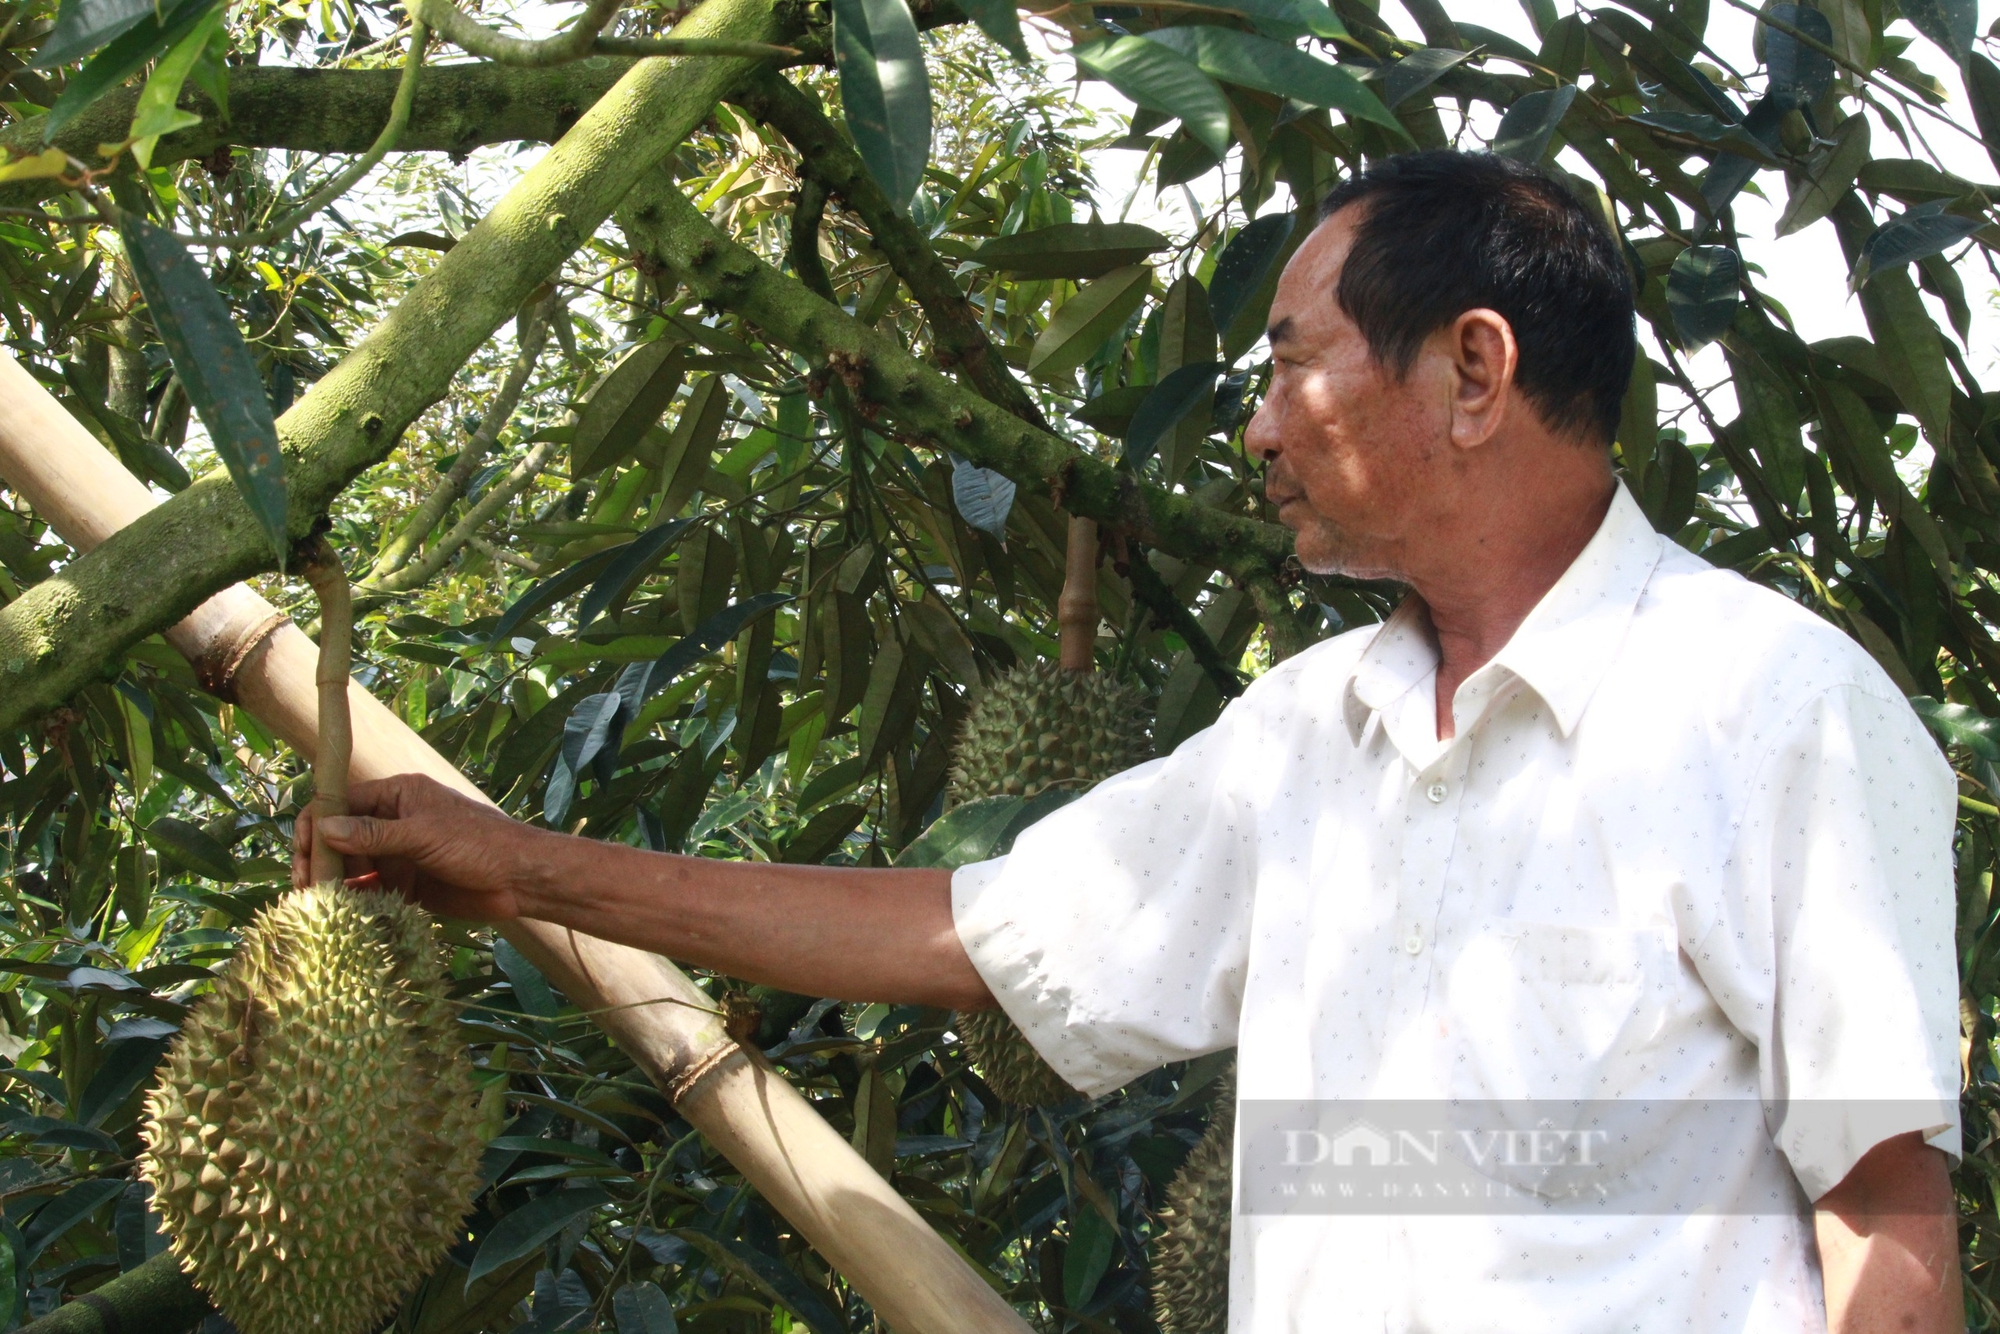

297,151,1961,1331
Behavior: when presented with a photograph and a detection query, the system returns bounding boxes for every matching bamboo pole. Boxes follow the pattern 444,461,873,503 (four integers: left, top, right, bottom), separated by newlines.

1058,515,1099,671
0,351,1030,1334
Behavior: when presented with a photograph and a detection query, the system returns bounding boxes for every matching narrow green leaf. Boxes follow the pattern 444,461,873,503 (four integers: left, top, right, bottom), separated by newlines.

1027,264,1153,383
577,517,699,630
465,1186,611,1288
1911,696,2000,793
969,221,1170,281
1629,111,1782,163
23,1181,125,1262
1761,3,1833,109
1493,85,1577,162
127,6,220,168
953,0,1026,60
119,215,287,565
42,0,218,140
1775,113,1869,237
1141,26,1402,132
613,1282,680,1334
640,592,795,698
32,0,155,67
671,1231,845,1334
1665,244,1740,349
574,341,686,477
1963,53,2000,178
142,816,236,882
1075,37,1231,159
1854,264,1953,441
1852,205,1983,288
1900,0,1976,60
488,546,623,647
896,794,1026,868
1373,46,1472,108
1071,384,1150,436
1063,1203,1117,1309
832,0,931,213
1124,361,1221,470
76,1035,169,1128
1209,213,1294,344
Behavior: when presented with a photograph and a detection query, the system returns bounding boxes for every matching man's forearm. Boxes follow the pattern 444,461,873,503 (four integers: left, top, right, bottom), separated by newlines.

511,829,993,1009
1814,1133,1961,1332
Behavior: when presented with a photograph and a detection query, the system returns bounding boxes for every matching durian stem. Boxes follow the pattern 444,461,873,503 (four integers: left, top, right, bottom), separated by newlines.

1058,515,1099,672
18,1250,210,1334
302,536,353,886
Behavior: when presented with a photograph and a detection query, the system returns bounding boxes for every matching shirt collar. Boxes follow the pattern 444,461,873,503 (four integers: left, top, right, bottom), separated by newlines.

1341,481,1665,746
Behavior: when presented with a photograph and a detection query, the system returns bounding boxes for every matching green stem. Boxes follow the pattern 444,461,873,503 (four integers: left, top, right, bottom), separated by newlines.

0,0,795,734
17,1251,209,1334
730,67,1050,431
616,172,1293,583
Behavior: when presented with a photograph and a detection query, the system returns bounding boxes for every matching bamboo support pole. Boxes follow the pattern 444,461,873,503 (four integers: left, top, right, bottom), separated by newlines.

0,351,1031,1334
1058,515,1099,672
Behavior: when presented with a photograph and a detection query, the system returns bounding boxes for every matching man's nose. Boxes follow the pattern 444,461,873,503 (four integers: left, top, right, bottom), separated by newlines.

1243,396,1281,464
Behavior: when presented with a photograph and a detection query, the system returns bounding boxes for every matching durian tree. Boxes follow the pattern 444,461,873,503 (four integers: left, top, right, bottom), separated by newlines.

4,0,2000,1327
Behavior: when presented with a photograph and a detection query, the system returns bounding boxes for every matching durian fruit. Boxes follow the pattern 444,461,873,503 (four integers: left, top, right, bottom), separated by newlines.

1152,1064,1237,1334
948,660,1154,804
139,886,486,1334
952,661,1153,1106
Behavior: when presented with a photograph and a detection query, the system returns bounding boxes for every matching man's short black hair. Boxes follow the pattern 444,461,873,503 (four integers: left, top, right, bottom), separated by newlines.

1316,150,1635,445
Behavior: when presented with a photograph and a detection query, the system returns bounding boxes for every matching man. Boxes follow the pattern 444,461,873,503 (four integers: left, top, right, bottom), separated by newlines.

296,152,1962,1331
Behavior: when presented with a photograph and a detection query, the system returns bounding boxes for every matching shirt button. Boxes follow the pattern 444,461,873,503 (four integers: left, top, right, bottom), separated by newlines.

1426,781,1448,803
1403,928,1424,955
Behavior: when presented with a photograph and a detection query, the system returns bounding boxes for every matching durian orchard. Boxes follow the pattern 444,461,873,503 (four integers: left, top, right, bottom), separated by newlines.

4,0,2000,1328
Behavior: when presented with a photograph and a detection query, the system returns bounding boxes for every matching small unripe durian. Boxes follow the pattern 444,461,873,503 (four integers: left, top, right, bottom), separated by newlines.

139,887,486,1334
1151,1065,1235,1334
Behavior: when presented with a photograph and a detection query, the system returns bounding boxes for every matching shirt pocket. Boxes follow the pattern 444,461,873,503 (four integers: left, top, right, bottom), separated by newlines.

1439,920,1674,1101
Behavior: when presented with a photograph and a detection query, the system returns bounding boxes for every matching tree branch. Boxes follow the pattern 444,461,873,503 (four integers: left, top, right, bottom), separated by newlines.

17,1251,208,1334
360,435,559,602
416,0,625,67
1116,545,1245,698
729,68,1050,432
0,0,795,733
617,173,1293,584
363,293,553,584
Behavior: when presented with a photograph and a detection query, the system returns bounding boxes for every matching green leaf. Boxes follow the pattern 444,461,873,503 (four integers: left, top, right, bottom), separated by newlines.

1900,0,1976,60
0,149,69,182
1125,361,1221,470
1963,54,2000,178
1074,37,1231,159
127,5,220,169
1854,263,1952,441
574,341,686,477
968,221,1170,281
577,517,699,630
33,0,156,67
1071,384,1150,436
1027,264,1153,383
1209,213,1294,347
1852,205,1983,288
640,592,795,697
832,0,931,213
1063,1201,1117,1309
1724,347,1804,508
897,794,1026,868
76,1035,169,1128
1493,85,1577,162
1373,46,1472,108
42,0,218,141
613,1282,680,1334
488,546,623,646
1911,696,2000,793
671,1231,845,1334
950,453,1016,539
22,1180,124,1263
1628,111,1782,163
1775,113,1869,237
465,1186,611,1288
143,816,236,882
119,214,288,565
1140,26,1402,133
953,0,1026,60
1761,3,1833,108
1665,244,1739,349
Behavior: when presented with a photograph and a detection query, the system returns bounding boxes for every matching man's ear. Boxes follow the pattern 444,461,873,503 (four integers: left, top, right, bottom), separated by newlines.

1444,308,1518,452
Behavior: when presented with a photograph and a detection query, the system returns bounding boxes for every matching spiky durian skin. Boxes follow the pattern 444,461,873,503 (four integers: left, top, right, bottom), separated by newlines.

1152,1068,1236,1334
947,662,1154,804
139,887,485,1334
949,663,1153,1106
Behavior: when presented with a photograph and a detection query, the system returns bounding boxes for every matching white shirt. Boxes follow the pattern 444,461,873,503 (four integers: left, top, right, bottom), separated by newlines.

952,482,1960,1333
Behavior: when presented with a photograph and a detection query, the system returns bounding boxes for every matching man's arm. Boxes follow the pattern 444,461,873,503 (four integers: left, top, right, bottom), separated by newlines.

1814,1131,1961,1333
292,772,995,1010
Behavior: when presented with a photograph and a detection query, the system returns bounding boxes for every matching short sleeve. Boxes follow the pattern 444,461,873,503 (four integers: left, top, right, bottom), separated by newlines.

951,703,1260,1097
1689,683,1960,1201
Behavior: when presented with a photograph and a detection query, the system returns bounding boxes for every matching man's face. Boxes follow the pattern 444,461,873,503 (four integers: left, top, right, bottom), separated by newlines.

1243,209,1457,580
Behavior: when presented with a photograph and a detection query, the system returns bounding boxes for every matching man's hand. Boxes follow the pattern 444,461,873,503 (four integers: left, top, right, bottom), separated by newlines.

292,773,545,921
1815,1131,1962,1332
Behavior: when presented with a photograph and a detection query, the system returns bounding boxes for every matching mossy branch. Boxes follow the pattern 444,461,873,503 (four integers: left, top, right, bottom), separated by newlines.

416,0,625,65
360,435,560,602
730,68,1049,432
17,1250,209,1334
0,0,794,733
617,174,1295,586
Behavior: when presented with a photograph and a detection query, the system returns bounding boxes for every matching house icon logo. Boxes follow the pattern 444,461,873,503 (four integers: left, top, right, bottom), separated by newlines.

1329,1120,1395,1167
